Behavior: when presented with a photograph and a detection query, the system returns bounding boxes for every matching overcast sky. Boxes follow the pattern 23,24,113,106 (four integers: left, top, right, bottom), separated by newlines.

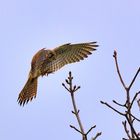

1,0,140,140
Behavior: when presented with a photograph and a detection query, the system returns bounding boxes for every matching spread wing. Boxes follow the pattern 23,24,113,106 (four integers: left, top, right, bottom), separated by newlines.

41,42,98,74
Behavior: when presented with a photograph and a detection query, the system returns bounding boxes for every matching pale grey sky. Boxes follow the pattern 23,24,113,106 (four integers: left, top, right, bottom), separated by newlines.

0,0,140,140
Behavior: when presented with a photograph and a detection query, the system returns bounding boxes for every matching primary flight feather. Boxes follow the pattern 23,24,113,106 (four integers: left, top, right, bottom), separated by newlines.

18,42,98,106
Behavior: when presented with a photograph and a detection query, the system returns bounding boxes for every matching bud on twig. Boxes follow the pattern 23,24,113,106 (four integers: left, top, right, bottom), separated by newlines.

113,50,117,58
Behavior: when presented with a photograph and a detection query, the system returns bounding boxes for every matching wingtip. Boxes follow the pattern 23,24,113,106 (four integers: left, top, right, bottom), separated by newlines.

89,41,97,44
89,42,99,47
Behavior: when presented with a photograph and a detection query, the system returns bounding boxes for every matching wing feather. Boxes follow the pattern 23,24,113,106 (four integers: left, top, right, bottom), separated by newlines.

41,42,98,74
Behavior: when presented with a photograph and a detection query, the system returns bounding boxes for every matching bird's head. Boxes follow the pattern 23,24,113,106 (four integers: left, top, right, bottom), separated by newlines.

45,49,56,59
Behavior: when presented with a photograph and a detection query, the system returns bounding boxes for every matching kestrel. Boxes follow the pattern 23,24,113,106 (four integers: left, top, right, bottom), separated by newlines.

18,42,98,106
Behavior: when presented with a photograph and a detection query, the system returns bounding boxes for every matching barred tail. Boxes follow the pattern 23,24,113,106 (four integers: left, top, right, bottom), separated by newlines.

18,77,38,106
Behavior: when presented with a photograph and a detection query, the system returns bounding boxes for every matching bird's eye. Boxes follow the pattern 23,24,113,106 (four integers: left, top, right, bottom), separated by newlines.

48,52,53,58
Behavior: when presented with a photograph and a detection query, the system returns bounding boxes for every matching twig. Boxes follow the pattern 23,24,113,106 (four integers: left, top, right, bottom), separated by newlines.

113,50,127,89
70,125,84,135
70,90,85,136
113,100,126,107
100,101,125,116
128,67,140,90
91,132,102,140
63,72,85,139
137,98,140,110
129,91,140,111
86,125,96,135
122,121,131,139
62,83,70,92
62,71,101,140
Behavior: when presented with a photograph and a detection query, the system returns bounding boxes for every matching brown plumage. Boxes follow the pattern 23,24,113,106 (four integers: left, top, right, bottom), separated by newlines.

18,42,98,106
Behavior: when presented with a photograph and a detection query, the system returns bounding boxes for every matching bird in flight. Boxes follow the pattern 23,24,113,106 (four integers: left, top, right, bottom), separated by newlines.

18,42,98,106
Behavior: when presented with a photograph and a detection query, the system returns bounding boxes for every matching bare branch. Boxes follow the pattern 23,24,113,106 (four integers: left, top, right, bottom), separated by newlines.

122,121,131,139
125,114,140,139
86,125,96,135
113,50,127,89
74,86,81,92
63,72,101,140
70,125,84,135
129,91,140,111
62,83,70,92
113,51,140,139
91,132,102,140
137,98,140,110
113,100,126,107
128,67,140,90
126,112,140,122
100,101,125,116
